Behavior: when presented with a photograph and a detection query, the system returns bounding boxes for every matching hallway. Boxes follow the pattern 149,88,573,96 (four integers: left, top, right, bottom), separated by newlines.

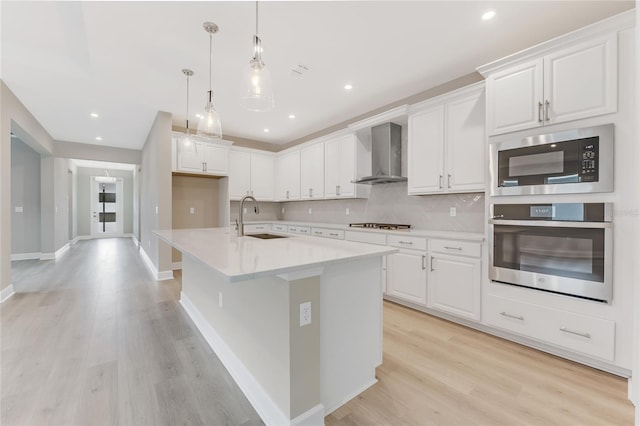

1,238,262,426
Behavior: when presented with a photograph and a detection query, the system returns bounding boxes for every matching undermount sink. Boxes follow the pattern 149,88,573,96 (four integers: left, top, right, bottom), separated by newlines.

246,233,288,240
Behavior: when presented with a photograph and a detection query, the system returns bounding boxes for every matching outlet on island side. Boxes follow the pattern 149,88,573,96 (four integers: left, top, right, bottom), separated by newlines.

346,207,350,216
300,301,311,326
450,207,457,217
219,291,223,308
308,207,312,215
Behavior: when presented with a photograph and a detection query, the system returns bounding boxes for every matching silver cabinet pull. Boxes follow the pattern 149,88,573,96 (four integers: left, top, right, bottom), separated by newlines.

286,190,290,199
336,185,340,195
560,326,591,339
202,162,206,172
422,255,426,270
439,175,443,189
429,256,434,271
444,246,462,251
500,311,524,321
329,233,339,237
447,174,452,188
309,188,313,198
398,240,413,245
538,101,543,123
544,100,550,121
313,231,322,235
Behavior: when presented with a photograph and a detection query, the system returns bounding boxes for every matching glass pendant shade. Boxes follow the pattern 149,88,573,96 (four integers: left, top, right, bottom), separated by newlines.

181,68,198,152
197,98,222,139
240,55,275,112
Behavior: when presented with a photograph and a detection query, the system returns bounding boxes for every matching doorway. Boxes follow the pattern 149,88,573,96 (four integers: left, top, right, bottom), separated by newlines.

90,176,124,237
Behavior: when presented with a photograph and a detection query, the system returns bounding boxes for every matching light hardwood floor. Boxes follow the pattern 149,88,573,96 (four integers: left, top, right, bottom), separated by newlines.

326,301,634,425
2,238,262,426
3,238,634,425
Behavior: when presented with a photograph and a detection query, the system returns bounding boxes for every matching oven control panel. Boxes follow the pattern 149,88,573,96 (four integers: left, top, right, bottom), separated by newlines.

580,141,598,182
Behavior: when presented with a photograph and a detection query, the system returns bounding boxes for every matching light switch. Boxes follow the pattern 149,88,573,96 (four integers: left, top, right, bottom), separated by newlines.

450,207,457,217
345,207,350,216
189,207,195,214
308,207,312,215
15,206,23,213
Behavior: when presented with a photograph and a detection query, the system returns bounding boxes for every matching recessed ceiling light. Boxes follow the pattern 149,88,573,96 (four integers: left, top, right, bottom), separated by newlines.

90,112,99,118
196,114,203,119
264,128,270,133
482,10,496,21
288,114,296,119
344,84,353,91
96,136,103,141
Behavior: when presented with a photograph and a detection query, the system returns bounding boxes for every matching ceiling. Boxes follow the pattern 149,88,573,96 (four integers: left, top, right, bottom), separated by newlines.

70,159,136,171
1,1,633,150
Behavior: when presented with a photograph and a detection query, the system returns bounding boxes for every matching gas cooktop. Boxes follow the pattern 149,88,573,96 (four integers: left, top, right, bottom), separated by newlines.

349,223,411,230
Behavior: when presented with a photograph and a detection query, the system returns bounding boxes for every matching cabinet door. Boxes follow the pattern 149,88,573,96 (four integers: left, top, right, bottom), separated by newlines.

486,58,543,136
300,143,324,199
250,153,275,201
325,134,356,198
177,140,204,173
228,150,251,200
427,254,481,321
446,90,486,192
277,150,300,201
203,144,229,175
407,105,445,195
386,249,427,305
544,34,617,125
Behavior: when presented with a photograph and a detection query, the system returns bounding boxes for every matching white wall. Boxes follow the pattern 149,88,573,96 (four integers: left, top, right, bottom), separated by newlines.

10,138,41,254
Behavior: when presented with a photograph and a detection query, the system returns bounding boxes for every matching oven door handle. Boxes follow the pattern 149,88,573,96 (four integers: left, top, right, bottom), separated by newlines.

489,219,612,229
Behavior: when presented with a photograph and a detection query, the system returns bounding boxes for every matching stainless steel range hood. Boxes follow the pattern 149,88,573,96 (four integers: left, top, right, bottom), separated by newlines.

352,122,407,185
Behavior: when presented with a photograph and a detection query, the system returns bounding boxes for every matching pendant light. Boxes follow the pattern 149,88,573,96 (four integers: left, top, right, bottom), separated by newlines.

197,22,222,139
181,68,197,152
239,1,275,112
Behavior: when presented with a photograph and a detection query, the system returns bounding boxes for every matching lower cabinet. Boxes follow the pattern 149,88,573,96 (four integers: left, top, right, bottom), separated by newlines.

427,254,481,321
386,249,427,305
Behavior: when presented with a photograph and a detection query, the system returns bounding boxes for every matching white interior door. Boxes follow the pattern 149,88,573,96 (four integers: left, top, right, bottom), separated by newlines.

91,177,124,237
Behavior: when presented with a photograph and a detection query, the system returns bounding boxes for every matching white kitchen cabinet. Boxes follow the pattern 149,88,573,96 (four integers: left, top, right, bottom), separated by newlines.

175,137,230,176
324,134,370,199
300,143,324,200
484,34,617,136
408,83,485,195
386,248,427,306
228,149,275,201
428,254,481,321
276,150,301,201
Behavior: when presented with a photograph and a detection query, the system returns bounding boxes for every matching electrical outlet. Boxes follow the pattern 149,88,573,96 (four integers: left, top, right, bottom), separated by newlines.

300,302,311,326
219,292,223,308
450,207,457,217
281,207,285,214
189,207,195,214
345,207,350,216
15,206,23,213
155,206,158,215
308,207,312,215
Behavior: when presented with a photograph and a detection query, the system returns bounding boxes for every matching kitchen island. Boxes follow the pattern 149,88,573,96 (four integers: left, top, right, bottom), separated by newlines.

154,227,396,426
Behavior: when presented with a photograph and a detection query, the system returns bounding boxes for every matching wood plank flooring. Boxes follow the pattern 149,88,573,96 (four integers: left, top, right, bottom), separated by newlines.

3,238,635,425
2,238,262,426
326,301,634,426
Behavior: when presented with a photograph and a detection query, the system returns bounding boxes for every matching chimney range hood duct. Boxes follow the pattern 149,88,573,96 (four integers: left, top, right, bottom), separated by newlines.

352,122,407,185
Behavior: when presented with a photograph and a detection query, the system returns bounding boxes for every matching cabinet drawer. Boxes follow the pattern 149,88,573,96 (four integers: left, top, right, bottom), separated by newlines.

345,231,387,246
287,225,310,235
388,235,427,251
485,294,615,361
429,239,481,258
311,228,345,240
244,224,271,233
272,223,288,232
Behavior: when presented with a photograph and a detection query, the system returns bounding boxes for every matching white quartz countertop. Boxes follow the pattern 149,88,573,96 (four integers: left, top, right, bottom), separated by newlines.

240,220,485,241
154,227,396,283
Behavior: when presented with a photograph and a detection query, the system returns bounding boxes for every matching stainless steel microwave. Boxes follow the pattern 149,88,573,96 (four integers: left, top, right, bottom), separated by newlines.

489,124,614,196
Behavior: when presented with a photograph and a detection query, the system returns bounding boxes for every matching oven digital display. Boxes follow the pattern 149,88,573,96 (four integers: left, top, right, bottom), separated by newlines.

530,206,554,218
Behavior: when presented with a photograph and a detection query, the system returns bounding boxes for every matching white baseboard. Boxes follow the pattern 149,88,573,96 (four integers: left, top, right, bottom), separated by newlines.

180,291,297,426
11,252,42,261
131,234,140,248
139,247,173,281
1,284,15,303
172,262,182,270
55,243,70,260
292,404,325,426
70,237,80,245
39,252,55,260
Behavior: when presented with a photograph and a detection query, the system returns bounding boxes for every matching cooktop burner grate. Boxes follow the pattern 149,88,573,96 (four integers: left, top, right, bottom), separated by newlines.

349,223,411,230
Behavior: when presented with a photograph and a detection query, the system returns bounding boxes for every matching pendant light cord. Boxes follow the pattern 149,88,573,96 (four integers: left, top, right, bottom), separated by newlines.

185,72,190,133
255,0,259,35
208,32,213,102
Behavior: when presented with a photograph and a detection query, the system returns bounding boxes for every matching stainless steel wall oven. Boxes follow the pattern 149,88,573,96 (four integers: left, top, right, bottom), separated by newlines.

489,203,613,302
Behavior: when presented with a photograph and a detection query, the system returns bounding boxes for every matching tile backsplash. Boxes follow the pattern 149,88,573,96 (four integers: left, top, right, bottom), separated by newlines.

229,183,484,233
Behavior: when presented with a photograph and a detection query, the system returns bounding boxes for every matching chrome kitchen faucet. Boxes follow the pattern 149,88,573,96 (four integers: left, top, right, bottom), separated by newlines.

237,195,260,236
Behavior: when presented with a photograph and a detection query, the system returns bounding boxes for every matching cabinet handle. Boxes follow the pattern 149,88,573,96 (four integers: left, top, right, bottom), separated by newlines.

447,174,452,189
430,256,435,271
202,162,206,172
544,100,550,121
560,326,591,339
422,255,426,270
314,231,322,235
398,240,413,245
538,101,543,123
251,190,254,196
309,188,313,198
500,311,524,321
336,185,340,196
444,246,463,251
286,190,290,199
329,233,339,237
439,175,443,189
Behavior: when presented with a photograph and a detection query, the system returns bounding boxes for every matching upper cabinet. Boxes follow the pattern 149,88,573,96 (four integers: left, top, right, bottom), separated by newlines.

300,143,325,200
408,83,485,195
173,135,231,176
483,33,617,136
276,150,301,201
324,134,370,199
228,148,275,201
